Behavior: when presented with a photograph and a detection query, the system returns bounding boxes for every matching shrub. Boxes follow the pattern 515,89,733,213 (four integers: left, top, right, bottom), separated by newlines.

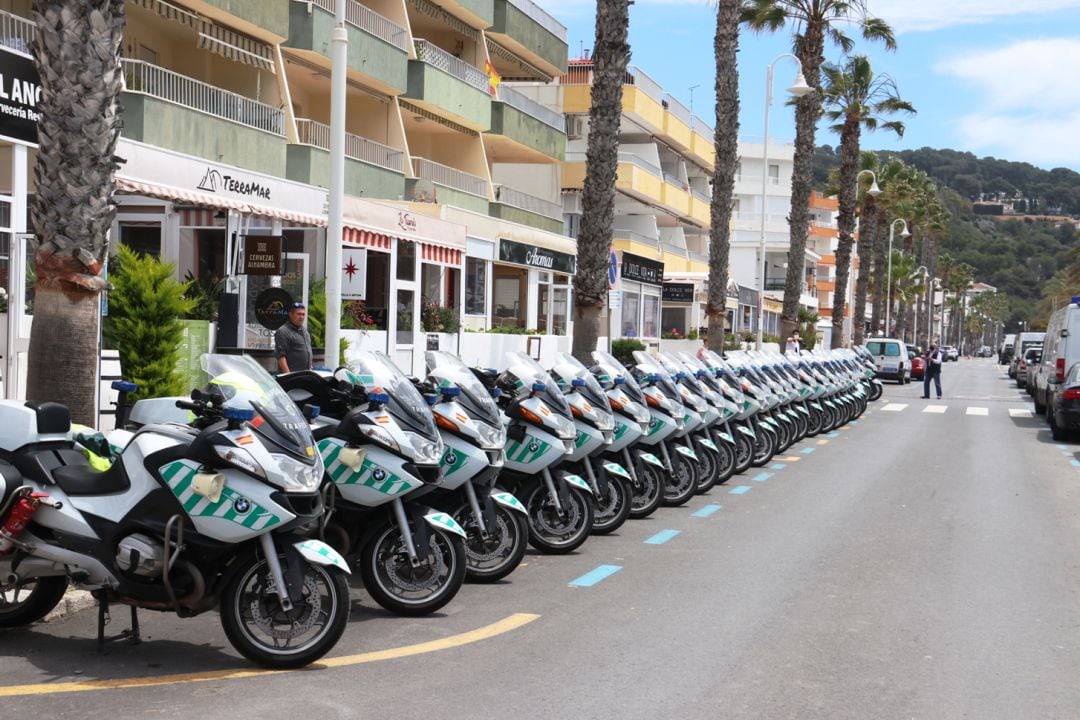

104,245,195,401
611,338,646,365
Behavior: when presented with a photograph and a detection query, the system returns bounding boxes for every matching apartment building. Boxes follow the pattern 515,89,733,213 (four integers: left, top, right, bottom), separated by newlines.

805,192,855,347
729,137,819,338
557,60,724,343
0,0,573,384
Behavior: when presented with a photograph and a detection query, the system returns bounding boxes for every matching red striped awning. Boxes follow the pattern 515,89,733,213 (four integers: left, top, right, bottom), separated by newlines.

115,177,325,227
342,227,392,251
422,242,462,266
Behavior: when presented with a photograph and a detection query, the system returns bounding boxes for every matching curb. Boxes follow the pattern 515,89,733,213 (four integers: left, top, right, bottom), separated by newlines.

43,590,96,623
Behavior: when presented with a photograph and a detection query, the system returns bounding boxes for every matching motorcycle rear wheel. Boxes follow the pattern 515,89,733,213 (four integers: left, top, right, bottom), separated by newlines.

0,576,68,627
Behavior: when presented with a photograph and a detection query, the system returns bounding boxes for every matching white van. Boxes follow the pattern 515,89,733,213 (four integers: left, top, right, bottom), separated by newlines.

864,337,910,384
1031,302,1080,414
1000,333,1016,365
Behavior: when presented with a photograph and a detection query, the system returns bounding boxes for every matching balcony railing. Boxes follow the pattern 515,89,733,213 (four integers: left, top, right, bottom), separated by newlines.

305,0,409,51
734,212,789,224
739,135,794,147
413,40,489,93
493,184,563,220
294,118,404,173
661,242,687,256
497,85,564,130
560,62,665,104
764,279,786,291
736,174,783,186
688,251,708,263
613,229,660,246
690,187,711,203
617,152,663,178
412,157,489,198
121,59,284,135
505,0,568,42
662,171,687,190
662,92,692,126
692,116,713,137
0,8,33,55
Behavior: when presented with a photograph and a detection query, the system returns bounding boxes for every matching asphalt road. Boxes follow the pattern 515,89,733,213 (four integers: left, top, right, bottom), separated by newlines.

4,357,1080,719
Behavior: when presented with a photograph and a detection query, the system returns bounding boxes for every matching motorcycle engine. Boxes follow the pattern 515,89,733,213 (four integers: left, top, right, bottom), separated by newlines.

116,533,165,577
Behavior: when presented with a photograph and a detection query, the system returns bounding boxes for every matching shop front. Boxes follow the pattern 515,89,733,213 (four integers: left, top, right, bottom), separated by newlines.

615,251,664,342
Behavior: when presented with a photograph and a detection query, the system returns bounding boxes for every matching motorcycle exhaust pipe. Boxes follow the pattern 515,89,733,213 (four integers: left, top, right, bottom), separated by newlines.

13,533,118,586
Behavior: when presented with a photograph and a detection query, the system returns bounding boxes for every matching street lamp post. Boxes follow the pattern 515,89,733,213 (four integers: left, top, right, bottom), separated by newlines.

884,218,910,338
912,265,928,345
756,54,813,350
850,170,880,344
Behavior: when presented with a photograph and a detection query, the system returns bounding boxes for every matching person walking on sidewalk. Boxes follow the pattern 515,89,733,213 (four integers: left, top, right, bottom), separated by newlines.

275,301,313,374
922,343,944,399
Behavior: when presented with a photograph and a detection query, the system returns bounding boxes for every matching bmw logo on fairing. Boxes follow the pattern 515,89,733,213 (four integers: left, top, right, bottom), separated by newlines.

527,441,540,453
233,497,252,514
649,418,659,428
444,452,458,466
372,468,386,482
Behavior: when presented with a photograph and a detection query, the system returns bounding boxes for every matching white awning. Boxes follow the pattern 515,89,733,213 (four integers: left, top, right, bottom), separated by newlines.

115,177,324,226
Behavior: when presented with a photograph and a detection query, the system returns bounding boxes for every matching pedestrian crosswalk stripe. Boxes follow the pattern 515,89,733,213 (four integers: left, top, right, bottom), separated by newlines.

966,407,989,416
1010,409,1033,418
923,405,947,414
882,403,907,412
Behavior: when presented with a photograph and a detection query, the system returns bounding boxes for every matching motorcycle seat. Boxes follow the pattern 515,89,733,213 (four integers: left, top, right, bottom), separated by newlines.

51,453,131,496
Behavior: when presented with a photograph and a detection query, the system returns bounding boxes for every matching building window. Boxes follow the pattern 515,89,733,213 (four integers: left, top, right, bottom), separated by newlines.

120,224,161,258
643,293,660,338
397,289,414,344
621,288,640,337
465,257,487,315
768,164,780,184
492,264,526,329
396,240,415,281
661,307,686,336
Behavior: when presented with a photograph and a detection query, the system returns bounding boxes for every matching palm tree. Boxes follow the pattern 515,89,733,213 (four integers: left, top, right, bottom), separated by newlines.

706,0,741,352
741,0,895,350
820,55,914,348
851,151,879,345
868,156,910,335
28,0,126,423
571,0,632,363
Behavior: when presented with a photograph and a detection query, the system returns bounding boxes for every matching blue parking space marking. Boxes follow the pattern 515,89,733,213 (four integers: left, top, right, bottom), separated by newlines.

729,485,752,495
1062,451,1073,457
752,472,772,482
692,504,722,517
827,431,839,438
771,463,787,470
644,529,681,545
1071,460,1080,468
801,447,816,454
570,565,623,587
1058,444,1069,450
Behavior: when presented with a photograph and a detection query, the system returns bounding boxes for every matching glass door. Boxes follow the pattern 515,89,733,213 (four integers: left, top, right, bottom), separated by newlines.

393,241,418,374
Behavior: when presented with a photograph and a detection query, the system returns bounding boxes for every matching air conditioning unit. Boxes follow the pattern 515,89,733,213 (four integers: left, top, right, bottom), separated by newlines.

566,114,586,139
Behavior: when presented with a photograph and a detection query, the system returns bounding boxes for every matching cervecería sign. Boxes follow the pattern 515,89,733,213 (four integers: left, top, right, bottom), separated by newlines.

499,239,577,275
621,253,664,286
241,235,283,276
0,47,42,146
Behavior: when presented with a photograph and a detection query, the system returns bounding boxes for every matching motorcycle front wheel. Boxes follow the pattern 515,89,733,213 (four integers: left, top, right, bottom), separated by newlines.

628,461,664,519
220,553,350,669
590,469,632,535
662,453,698,506
733,429,754,474
359,523,467,616
751,426,776,466
693,445,720,494
523,482,594,554
454,501,528,584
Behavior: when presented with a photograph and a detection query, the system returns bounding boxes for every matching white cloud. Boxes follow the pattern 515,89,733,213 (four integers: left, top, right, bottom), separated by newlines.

939,37,1080,167
868,0,1080,33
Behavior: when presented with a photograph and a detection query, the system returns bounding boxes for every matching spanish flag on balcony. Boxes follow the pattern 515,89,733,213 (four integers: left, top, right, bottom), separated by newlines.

485,61,501,97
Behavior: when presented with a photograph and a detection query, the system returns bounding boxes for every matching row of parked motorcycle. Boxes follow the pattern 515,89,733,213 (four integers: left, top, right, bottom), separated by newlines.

0,344,883,670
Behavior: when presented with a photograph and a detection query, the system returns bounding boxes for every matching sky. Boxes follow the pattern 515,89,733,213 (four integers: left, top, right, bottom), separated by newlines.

542,0,1080,172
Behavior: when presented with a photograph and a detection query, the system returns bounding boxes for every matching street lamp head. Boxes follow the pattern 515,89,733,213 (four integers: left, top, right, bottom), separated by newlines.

787,70,814,98
868,180,882,197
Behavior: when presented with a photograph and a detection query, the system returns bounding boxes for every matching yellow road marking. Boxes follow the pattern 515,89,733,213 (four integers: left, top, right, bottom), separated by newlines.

0,612,540,698
780,456,801,462
840,426,852,431
817,439,829,445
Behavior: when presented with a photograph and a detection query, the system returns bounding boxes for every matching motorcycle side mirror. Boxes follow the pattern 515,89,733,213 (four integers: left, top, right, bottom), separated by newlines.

571,378,586,388
531,382,546,393
440,385,462,398
303,404,320,420
614,377,626,386
649,373,661,383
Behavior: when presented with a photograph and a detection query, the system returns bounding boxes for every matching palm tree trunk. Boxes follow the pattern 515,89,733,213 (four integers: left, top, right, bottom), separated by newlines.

853,196,877,345
830,118,860,348
28,0,125,423
870,215,887,335
780,23,825,350
571,0,631,363
706,0,740,352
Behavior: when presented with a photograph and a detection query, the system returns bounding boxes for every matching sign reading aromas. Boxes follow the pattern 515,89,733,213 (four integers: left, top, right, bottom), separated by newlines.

0,47,42,146
240,235,283,276
499,239,577,275
621,253,664,286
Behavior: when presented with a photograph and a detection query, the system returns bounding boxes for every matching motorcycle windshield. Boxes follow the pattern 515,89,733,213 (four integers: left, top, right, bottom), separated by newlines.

506,351,574,420
632,351,681,400
554,352,610,411
203,353,316,462
425,351,501,427
592,349,647,405
350,351,439,441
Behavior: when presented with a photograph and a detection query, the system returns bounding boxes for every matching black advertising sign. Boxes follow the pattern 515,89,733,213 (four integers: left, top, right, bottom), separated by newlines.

499,239,577,275
0,48,42,146
241,235,283,276
621,252,664,286
253,287,293,330
662,282,694,303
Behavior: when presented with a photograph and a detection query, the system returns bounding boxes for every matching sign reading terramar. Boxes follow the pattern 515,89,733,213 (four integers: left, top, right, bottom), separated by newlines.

240,235,283,276
499,239,577,275
0,47,42,147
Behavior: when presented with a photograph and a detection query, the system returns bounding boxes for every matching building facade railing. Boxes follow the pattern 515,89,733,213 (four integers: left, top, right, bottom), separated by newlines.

662,92,692,126
414,39,489,93
0,8,33,55
295,118,404,173
493,184,563,219
497,85,564,130
412,157,489,198
305,0,409,51
121,59,284,135
505,0,568,42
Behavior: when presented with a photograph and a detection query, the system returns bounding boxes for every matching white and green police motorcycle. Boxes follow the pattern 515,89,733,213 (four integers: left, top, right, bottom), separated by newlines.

0,354,351,669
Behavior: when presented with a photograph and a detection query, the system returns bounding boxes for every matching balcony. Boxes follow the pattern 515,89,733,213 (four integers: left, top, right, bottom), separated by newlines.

490,185,564,233
120,59,285,176
0,8,33,55
561,64,666,138
689,117,715,170
287,118,405,200
438,0,495,27
660,93,693,153
489,0,569,76
406,40,492,130
409,157,490,214
286,0,409,95
203,0,289,38
488,85,566,160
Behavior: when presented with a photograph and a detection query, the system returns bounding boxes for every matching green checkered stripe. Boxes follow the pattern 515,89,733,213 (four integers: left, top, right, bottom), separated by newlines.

647,418,664,437
160,460,281,531
574,431,588,449
317,438,412,496
295,540,347,571
505,436,552,463
440,448,468,476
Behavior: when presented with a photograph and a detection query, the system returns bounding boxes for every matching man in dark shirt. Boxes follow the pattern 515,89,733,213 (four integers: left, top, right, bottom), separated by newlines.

275,301,312,374
921,343,944,399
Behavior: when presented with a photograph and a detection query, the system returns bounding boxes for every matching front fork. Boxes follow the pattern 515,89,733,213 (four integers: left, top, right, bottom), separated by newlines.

258,534,294,612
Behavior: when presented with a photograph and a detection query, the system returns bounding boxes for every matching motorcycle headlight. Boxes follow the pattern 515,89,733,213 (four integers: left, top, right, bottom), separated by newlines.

273,453,322,492
405,431,443,465
213,445,266,479
594,409,614,432
476,420,506,450
358,424,401,454
553,414,578,441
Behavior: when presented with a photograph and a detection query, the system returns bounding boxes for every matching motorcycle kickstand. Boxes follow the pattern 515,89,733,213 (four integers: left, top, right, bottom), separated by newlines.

95,594,141,654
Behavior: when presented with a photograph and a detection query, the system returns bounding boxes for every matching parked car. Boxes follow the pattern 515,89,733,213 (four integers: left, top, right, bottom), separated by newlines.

1048,361,1080,441
1000,333,1016,365
907,344,925,380
942,345,959,362
1010,332,1047,378
1030,300,1080,415
977,345,993,358
865,337,910,384
1017,346,1042,389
